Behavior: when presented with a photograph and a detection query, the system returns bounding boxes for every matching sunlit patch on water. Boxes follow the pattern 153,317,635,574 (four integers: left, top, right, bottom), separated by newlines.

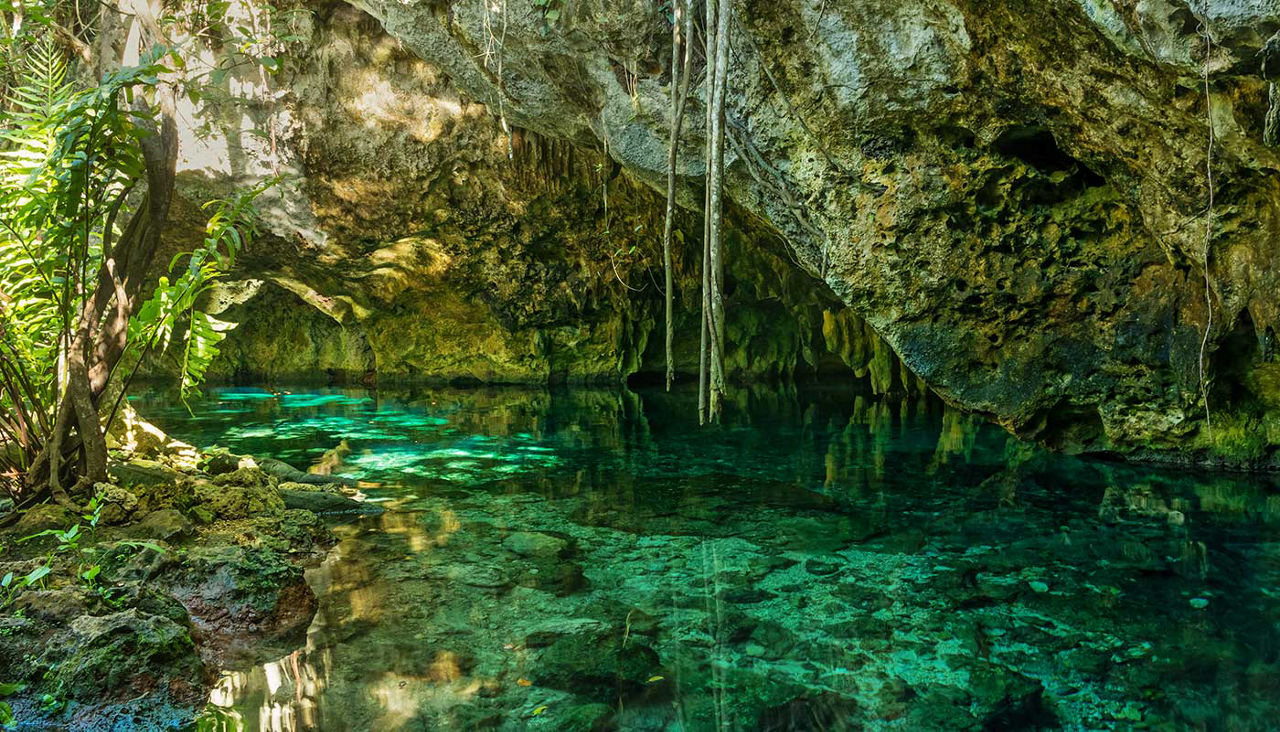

132,384,1280,731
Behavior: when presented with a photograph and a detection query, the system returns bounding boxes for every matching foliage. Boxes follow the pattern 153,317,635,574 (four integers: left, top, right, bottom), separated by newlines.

2,490,164,609
0,680,20,730
0,0,288,499
0,32,170,496
531,0,564,27
130,183,269,404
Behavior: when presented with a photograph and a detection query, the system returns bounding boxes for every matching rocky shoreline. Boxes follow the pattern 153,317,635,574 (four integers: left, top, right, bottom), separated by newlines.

0,452,376,730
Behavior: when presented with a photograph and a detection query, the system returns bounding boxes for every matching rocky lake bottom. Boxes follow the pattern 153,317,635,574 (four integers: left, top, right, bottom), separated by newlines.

130,384,1280,731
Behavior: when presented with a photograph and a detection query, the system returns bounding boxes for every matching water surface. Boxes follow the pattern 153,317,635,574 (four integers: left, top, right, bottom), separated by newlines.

132,384,1280,731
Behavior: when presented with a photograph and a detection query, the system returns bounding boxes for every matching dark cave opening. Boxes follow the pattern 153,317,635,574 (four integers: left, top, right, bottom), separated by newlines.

993,125,1105,188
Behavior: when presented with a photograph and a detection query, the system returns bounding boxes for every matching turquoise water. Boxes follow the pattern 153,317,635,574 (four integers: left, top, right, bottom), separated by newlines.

133,385,1280,731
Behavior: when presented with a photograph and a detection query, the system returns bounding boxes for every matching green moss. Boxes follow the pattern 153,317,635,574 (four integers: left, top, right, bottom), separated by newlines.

1192,413,1270,463
49,610,201,700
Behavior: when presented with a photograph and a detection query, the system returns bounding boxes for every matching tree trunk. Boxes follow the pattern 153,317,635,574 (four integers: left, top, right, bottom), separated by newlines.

30,90,177,504
88,91,178,400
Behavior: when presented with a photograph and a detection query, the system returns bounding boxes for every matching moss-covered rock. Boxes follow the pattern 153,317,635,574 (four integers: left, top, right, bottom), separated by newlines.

196,468,285,519
95,483,139,525
13,503,75,534
155,0,1280,464
46,609,203,701
163,544,317,666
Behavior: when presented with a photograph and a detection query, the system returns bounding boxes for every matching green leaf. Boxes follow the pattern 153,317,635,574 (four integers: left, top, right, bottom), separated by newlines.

22,565,50,586
116,540,166,554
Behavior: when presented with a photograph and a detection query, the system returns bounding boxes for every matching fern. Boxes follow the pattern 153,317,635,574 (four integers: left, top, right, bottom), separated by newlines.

0,35,76,427
0,31,168,486
129,183,270,406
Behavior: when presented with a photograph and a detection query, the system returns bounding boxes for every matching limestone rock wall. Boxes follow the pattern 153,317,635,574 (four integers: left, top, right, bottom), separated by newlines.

317,0,1280,464
161,3,906,390
157,0,1280,464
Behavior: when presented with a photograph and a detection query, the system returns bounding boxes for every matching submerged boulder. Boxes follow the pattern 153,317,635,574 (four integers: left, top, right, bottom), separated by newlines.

279,484,381,515
531,630,662,695
503,531,572,559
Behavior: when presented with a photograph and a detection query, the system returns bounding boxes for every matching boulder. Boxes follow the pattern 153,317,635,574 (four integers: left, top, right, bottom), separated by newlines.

133,509,194,542
14,503,74,534
48,609,203,701
196,469,284,519
95,483,139,525
257,457,356,486
531,630,661,695
279,487,381,515
503,531,572,559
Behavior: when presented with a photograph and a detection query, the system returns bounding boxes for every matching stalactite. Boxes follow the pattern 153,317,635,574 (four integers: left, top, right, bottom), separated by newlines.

511,129,582,193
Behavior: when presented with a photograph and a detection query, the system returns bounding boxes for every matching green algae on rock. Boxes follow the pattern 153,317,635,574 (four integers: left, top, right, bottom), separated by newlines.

0,453,352,729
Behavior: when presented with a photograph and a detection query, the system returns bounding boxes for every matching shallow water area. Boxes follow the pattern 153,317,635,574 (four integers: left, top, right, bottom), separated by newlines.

131,384,1280,731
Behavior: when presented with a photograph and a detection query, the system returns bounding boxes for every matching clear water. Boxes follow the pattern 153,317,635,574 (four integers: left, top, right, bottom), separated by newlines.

131,384,1280,731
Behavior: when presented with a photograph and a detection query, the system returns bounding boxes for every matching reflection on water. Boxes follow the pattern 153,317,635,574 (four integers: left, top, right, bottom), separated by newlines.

130,384,1280,731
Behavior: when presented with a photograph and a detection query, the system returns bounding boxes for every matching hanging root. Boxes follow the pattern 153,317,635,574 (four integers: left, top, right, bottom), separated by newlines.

663,0,693,392
1197,4,1215,439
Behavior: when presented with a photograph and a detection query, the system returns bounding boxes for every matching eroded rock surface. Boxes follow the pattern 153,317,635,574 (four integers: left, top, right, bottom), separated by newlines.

162,0,1280,463
0,461,342,728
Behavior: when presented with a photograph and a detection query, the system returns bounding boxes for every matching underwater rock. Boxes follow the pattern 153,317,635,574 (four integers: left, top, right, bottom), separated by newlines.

503,531,572,559
530,631,662,696
512,560,589,597
964,662,1059,729
757,692,863,731
279,487,381,515
528,702,614,732
804,557,844,577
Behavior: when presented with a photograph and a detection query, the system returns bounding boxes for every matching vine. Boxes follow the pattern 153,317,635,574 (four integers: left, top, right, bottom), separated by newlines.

662,0,693,391
1197,3,1215,438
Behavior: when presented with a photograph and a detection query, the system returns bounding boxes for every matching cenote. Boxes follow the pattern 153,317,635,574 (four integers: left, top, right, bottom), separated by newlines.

126,384,1280,731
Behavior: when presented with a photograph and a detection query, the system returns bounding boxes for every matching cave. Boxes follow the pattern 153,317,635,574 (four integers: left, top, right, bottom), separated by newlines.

4,0,1280,728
